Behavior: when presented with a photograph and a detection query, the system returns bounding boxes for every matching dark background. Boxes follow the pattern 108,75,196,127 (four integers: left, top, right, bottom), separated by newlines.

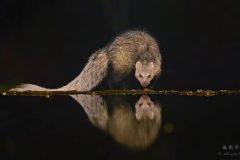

0,1,240,159
0,0,240,90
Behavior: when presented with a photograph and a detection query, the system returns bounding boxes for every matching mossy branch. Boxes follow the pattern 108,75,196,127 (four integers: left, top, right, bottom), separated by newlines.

1,89,240,97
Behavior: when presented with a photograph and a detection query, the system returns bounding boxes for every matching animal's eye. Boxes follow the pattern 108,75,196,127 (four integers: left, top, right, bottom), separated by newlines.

139,103,143,106
139,74,143,78
147,75,151,78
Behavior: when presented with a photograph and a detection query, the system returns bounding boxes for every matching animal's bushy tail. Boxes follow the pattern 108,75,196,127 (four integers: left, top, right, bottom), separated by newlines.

9,83,59,91
61,48,109,91
10,48,109,92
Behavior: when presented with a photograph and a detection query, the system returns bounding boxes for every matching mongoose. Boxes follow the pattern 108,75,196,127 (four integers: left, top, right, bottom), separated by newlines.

11,30,162,91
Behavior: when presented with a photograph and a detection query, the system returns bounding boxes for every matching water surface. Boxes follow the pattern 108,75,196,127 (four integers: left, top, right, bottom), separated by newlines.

0,94,240,160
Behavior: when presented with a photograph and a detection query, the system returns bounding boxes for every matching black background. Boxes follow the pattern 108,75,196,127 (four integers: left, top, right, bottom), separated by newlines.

0,1,240,159
0,0,239,90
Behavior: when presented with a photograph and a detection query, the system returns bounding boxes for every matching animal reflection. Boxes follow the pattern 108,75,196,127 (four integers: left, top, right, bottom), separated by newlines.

71,94,161,149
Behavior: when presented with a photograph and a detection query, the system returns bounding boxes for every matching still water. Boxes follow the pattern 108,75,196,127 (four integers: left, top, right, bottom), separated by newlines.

0,94,240,160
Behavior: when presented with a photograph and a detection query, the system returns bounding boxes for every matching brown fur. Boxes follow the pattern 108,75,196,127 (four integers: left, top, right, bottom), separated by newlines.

108,31,161,80
10,30,161,91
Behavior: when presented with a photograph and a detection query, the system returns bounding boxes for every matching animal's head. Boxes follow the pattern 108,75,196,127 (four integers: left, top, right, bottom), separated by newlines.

135,61,159,87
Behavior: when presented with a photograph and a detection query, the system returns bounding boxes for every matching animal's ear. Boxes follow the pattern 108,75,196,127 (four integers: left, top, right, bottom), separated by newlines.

135,61,142,68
